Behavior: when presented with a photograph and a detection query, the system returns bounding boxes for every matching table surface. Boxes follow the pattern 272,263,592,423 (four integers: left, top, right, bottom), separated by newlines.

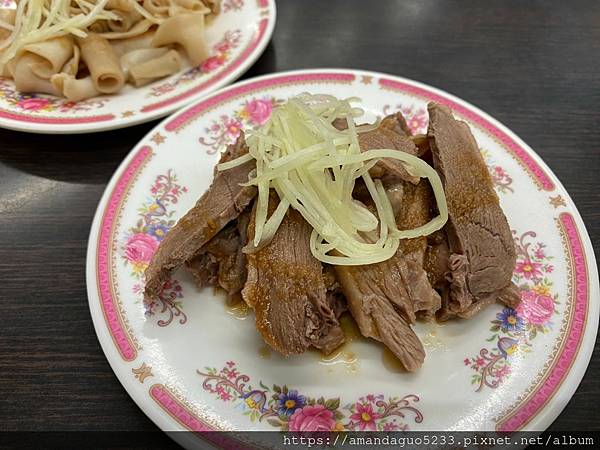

1,0,598,443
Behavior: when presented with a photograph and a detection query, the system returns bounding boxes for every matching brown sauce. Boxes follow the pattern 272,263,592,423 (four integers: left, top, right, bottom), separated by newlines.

421,322,446,351
316,314,361,373
381,347,406,373
258,346,272,359
224,298,250,320
338,313,362,343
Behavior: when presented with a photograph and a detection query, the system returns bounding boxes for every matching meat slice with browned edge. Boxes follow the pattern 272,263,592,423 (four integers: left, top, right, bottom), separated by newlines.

242,197,344,355
335,182,439,372
144,133,257,302
334,114,420,184
185,209,250,304
427,103,518,318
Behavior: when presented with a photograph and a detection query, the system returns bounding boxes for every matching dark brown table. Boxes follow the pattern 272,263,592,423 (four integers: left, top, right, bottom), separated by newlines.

1,0,598,446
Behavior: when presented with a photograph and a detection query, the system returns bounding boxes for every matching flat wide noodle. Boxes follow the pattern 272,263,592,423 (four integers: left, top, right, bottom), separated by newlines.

151,13,207,65
60,44,80,76
0,8,16,42
107,0,136,11
21,36,74,79
129,48,181,86
203,0,221,15
174,0,211,14
143,0,170,16
120,47,168,76
98,19,153,39
51,73,100,102
0,0,219,100
77,33,125,94
110,30,155,56
14,53,60,95
108,9,143,33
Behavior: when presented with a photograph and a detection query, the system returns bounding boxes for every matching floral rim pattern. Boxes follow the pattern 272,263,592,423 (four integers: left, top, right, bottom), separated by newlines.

197,361,423,431
90,71,594,436
121,170,189,327
0,77,110,113
465,230,558,391
199,96,283,153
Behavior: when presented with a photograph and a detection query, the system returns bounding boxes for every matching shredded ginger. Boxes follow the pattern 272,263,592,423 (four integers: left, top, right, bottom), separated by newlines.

218,93,449,265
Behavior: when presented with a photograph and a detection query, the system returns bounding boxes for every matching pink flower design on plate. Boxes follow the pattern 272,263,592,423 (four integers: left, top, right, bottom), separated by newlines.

59,101,77,111
350,402,381,431
406,116,427,134
383,422,399,431
18,97,50,111
288,405,336,432
201,55,227,73
244,98,273,126
224,117,243,138
215,40,231,53
125,233,159,265
496,364,511,379
515,260,543,279
400,106,428,134
132,283,143,295
517,290,554,326
226,368,239,380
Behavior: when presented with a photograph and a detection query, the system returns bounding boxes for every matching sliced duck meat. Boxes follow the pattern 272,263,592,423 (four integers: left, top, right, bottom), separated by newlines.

380,112,413,136
242,197,344,355
314,267,347,354
144,133,257,302
370,297,425,372
427,103,518,318
455,283,521,319
312,325,346,355
410,134,430,158
323,264,348,319
185,209,250,304
495,282,521,309
335,181,440,371
335,112,412,137
426,233,520,319
398,183,442,319
424,230,450,290
333,266,425,372
217,211,250,303
333,114,420,184
186,250,219,289
358,122,419,184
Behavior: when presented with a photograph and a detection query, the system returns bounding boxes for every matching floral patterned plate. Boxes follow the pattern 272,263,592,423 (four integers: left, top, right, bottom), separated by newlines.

0,0,275,134
86,69,599,448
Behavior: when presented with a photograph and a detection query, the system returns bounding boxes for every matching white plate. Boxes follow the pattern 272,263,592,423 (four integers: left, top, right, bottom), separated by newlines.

0,0,275,134
86,69,599,448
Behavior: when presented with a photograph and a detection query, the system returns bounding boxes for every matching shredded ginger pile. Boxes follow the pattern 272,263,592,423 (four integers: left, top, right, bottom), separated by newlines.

218,93,449,265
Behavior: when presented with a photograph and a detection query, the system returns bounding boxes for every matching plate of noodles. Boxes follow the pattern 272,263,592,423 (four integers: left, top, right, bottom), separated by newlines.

86,69,597,448
0,0,275,134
